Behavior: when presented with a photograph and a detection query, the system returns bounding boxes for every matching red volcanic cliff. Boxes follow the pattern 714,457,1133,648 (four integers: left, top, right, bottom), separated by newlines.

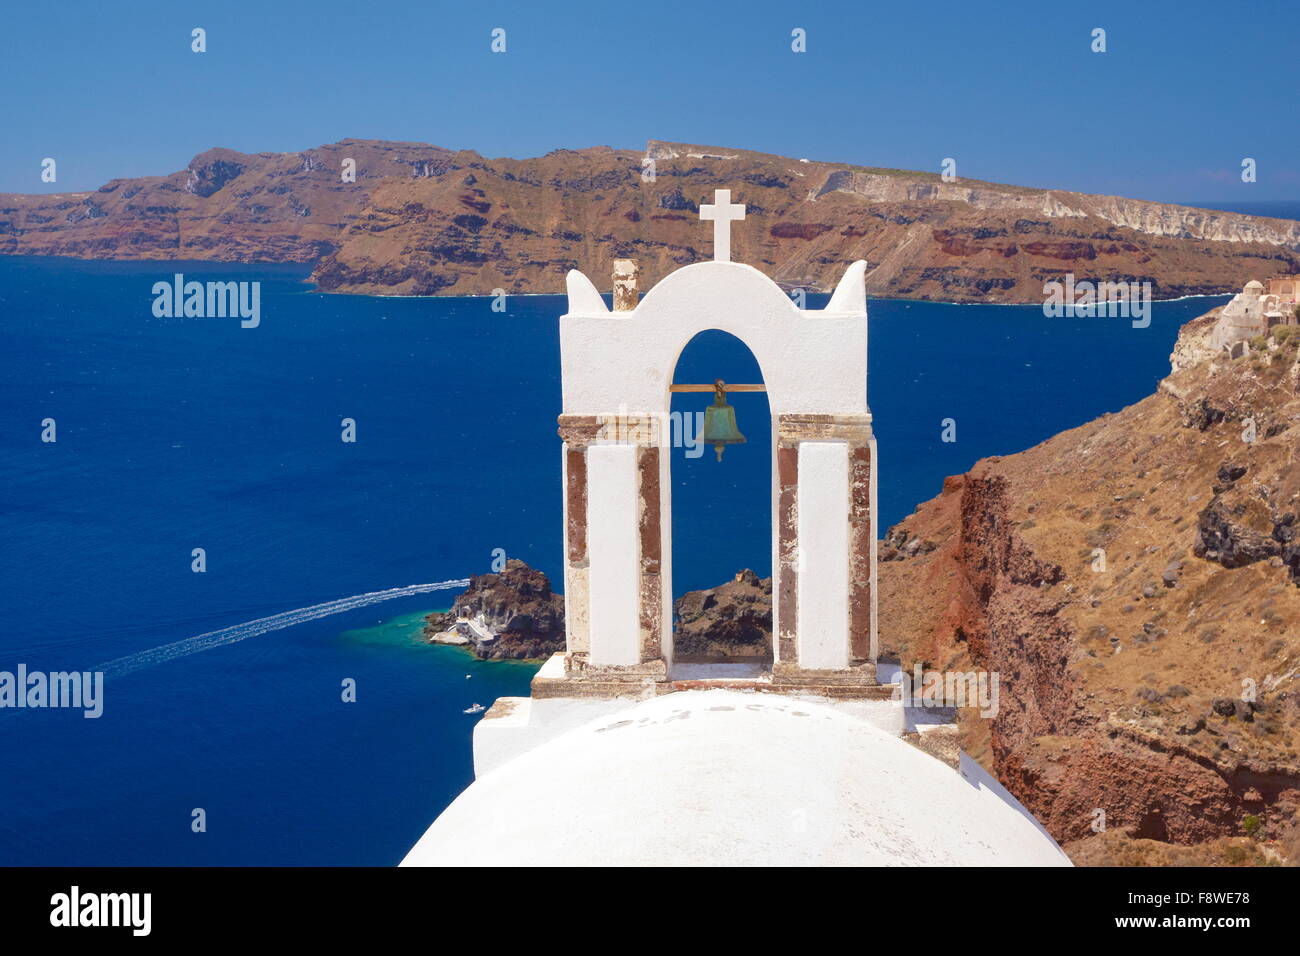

3,139,1299,303
878,312,1300,863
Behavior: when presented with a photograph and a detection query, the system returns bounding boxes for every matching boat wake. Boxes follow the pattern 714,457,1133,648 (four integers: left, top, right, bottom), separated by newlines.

95,579,471,678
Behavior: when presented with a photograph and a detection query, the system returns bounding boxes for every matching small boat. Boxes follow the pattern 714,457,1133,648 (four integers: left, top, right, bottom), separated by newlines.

463,703,486,715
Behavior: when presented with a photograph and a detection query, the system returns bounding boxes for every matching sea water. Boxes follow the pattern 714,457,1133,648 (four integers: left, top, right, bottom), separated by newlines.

0,256,1226,863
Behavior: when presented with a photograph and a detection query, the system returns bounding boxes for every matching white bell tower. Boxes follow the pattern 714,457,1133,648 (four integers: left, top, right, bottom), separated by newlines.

541,188,879,698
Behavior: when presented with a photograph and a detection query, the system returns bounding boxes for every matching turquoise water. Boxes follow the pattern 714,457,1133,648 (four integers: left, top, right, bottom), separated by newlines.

0,255,1227,864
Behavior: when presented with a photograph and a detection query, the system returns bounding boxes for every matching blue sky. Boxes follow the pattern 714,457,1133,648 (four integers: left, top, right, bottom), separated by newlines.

3,0,1296,202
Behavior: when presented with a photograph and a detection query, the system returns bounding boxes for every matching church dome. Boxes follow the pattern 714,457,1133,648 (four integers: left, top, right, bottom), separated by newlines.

402,688,1072,866
1245,279,1265,294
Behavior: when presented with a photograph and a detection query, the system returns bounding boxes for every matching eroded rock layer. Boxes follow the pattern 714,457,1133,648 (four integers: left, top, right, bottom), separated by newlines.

424,559,564,660
878,316,1300,863
673,569,773,661
4,139,1298,302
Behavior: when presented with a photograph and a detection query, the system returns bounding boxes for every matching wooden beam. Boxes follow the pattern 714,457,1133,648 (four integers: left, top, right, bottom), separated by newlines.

669,384,766,392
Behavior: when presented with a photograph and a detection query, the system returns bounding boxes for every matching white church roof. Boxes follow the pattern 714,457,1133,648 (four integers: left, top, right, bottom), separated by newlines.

402,689,1072,867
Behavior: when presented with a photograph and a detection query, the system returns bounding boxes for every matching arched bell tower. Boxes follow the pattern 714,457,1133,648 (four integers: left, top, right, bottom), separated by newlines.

545,189,878,698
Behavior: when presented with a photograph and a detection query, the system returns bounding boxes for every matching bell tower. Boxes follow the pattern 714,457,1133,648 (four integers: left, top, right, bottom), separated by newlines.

541,188,879,699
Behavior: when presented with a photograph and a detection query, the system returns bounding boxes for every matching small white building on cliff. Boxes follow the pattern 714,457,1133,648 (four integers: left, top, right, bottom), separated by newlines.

402,190,1070,867
1268,275,1299,305
1210,277,1297,355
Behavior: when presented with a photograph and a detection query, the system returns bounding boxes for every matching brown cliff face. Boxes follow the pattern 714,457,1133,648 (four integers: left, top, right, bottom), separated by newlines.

424,559,564,661
672,569,773,661
878,319,1300,863
3,139,1298,303
0,141,450,264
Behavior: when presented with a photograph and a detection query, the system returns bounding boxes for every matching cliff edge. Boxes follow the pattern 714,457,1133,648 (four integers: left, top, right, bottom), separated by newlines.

878,312,1300,864
4,138,1298,303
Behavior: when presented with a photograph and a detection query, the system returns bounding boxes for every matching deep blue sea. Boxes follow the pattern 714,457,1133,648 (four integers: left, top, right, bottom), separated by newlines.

0,256,1226,864
1185,200,1300,222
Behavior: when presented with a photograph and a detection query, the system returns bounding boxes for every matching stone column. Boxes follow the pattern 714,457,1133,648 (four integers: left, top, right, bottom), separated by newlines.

849,435,876,663
774,438,800,667
613,259,639,312
773,413,877,684
637,443,665,665
557,415,603,671
557,412,668,683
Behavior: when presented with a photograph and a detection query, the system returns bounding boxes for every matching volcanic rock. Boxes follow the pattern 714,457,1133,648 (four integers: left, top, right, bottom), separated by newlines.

672,569,773,661
4,139,1299,302
424,559,564,660
875,307,1300,864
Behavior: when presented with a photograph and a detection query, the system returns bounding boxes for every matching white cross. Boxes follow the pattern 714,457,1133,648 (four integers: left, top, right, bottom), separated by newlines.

699,188,745,262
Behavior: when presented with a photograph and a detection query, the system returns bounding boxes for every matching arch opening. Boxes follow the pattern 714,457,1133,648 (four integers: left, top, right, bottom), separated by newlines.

666,329,773,677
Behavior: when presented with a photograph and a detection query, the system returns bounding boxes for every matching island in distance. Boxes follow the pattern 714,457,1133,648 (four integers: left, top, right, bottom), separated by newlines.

4,139,1298,303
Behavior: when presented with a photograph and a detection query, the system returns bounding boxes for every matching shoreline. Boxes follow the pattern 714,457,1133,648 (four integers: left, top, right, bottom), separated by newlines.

0,253,1244,309
339,607,550,665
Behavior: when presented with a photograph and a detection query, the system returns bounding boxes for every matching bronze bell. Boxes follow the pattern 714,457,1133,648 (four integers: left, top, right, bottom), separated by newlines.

701,379,746,461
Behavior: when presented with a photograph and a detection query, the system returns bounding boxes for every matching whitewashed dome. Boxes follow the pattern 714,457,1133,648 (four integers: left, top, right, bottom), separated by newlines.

1245,279,1265,294
402,689,1071,867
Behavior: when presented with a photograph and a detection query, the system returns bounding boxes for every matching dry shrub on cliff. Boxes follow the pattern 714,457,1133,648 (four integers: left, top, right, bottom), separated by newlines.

1281,818,1300,866
1064,830,1277,867
878,306,1300,856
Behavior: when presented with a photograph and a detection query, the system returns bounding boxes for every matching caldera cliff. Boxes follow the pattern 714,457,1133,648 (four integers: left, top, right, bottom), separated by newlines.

878,307,1300,865
3,139,1298,303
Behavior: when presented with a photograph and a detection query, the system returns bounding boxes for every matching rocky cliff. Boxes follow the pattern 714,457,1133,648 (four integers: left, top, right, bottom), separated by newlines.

878,313,1300,864
4,138,1298,303
673,569,773,661
424,559,564,661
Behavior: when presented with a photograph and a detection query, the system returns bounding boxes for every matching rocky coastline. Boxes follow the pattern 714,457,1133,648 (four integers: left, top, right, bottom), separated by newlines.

4,138,1298,304
876,307,1300,865
425,561,777,664
423,559,565,661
